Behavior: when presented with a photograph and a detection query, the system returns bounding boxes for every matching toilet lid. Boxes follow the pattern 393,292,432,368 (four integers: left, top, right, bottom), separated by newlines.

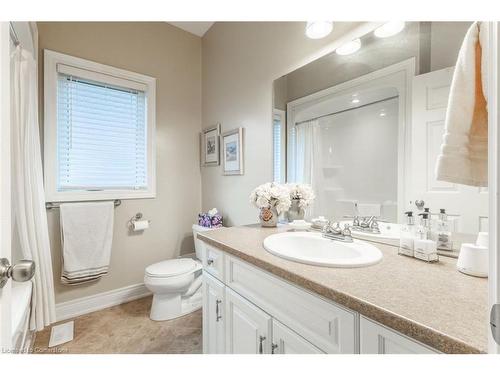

145,258,197,277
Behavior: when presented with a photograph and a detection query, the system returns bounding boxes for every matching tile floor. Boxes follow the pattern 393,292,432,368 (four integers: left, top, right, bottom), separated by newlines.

33,296,202,354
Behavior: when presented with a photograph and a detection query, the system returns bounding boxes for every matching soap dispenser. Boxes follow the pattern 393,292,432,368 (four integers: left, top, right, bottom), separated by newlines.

402,211,415,234
398,211,416,257
414,212,439,262
417,212,431,239
436,208,453,251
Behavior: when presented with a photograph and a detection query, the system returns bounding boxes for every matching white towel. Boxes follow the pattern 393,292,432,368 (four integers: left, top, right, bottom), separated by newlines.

435,22,488,187
60,202,114,285
356,203,381,217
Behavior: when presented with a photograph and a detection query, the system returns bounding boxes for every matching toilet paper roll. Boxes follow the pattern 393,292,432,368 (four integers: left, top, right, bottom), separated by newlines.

132,220,149,231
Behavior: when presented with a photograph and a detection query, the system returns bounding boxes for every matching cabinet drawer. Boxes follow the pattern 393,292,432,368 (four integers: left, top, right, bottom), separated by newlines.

360,317,438,354
225,254,357,353
203,244,225,281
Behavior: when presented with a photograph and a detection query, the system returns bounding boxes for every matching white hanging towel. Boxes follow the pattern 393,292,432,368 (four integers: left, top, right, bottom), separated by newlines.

435,22,488,187
60,202,114,285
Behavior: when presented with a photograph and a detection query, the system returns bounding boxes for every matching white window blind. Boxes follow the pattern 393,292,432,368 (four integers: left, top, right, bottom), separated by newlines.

273,114,282,182
56,72,147,191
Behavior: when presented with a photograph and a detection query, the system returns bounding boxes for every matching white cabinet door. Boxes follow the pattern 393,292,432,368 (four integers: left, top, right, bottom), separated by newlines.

271,319,324,354
225,288,272,354
202,272,225,354
360,317,437,354
225,254,357,353
412,67,488,233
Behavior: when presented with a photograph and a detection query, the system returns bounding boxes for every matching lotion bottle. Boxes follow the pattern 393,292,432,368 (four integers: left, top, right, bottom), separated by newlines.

436,208,453,251
399,211,416,257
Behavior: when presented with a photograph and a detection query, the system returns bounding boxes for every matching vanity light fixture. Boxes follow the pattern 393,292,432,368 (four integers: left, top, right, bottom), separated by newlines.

305,21,333,39
374,21,406,38
336,38,361,56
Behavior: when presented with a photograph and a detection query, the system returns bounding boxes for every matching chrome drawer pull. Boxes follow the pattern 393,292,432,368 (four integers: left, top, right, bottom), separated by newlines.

259,335,266,354
215,299,222,321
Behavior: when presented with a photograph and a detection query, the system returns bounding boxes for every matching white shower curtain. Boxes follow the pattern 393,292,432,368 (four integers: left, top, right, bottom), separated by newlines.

11,46,56,331
293,120,324,218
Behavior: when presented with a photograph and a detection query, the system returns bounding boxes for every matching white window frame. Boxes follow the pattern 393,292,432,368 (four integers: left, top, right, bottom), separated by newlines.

43,49,156,202
272,108,286,183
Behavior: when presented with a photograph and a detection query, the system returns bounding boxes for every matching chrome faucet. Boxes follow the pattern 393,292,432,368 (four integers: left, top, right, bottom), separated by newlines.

322,222,353,243
349,216,381,234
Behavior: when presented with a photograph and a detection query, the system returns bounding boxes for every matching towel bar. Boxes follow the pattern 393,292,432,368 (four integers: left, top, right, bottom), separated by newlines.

45,199,122,210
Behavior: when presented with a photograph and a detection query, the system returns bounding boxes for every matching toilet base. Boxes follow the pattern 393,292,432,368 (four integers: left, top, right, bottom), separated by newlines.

149,288,202,321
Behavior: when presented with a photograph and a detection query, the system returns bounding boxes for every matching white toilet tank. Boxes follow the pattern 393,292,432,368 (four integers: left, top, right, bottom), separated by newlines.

192,224,214,260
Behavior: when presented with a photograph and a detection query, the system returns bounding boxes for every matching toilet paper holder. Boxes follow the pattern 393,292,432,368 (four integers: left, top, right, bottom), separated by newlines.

128,212,151,228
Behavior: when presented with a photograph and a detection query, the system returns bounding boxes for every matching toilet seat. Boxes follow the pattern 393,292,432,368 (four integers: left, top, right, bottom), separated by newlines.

145,258,200,278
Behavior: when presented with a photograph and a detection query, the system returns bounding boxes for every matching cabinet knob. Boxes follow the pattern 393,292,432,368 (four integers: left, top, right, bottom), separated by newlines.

207,259,214,266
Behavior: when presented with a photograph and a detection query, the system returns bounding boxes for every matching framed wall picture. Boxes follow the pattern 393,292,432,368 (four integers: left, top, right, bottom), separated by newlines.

222,128,244,175
201,123,221,166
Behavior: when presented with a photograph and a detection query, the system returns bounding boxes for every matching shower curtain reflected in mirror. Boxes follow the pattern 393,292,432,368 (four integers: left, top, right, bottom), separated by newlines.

290,97,399,223
290,119,324,219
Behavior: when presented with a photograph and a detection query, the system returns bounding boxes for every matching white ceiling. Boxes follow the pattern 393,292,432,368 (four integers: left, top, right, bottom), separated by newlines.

168,22,214,37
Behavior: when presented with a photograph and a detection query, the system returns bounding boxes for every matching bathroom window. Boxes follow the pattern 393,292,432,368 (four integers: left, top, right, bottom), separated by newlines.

273,109,286,183
43,50,156,202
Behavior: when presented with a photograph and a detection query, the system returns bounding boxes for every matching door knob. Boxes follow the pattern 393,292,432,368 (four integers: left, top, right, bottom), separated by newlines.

0,258,36,288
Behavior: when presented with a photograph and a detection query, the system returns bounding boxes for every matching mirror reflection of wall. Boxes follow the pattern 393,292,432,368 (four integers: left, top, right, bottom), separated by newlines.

272,21,487,235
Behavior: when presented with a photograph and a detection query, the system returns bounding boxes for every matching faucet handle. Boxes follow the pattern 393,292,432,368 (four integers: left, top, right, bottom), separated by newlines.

343,224,353,240
322,221,332,233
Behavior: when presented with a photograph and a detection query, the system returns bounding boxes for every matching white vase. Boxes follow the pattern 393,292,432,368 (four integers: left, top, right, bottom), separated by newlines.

259,207,278,227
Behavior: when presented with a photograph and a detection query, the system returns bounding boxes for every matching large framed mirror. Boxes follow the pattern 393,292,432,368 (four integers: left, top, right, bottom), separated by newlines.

273,22,487,246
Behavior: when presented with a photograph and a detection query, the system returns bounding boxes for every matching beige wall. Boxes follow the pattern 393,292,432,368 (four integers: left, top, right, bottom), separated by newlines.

38,22,202,303
201,22,364,226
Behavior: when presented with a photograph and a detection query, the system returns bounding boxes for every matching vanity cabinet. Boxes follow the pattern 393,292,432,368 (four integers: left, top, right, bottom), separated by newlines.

224,288,272,354
272,319,324,354
359,317,437,354
203,245,225,281
202,243,440,354
202,272,225,354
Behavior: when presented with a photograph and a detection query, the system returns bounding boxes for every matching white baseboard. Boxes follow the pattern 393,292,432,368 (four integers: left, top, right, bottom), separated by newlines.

55,283,151,322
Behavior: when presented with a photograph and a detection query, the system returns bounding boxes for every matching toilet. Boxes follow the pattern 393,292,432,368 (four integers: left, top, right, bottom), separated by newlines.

144,224,212,321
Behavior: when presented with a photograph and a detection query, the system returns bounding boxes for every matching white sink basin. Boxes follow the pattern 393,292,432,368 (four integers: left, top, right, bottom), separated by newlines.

263,231,383,268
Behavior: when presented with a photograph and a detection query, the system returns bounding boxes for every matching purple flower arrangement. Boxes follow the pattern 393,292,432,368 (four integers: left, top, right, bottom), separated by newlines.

198,209,223,228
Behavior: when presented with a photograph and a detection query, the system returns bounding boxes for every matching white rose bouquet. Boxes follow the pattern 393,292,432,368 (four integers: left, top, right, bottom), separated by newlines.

249,182,291,215
286,183,315,209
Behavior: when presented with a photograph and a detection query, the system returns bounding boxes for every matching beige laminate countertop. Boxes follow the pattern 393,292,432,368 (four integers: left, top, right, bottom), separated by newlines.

198,224,488,354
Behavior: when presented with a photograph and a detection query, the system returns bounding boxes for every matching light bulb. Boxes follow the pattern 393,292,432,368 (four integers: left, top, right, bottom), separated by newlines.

374,21,406,38
305,21,333,39
336,38,361,56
